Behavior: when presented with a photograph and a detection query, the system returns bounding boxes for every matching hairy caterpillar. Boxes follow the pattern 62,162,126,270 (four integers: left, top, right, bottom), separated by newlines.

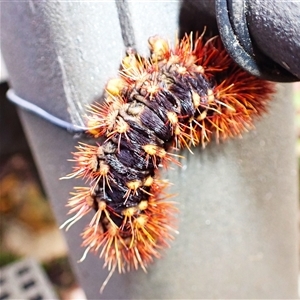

61,32,274,292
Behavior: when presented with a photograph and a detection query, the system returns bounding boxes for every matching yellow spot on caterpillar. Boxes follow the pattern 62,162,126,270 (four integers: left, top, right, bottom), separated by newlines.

122,206,137,217
115,117,129,134
99,161,109,176
192,91,201,108
106,78,126,96
195,65,205,74
98,200,107,211
143,144,166,158
134,214,148,228
138,200,148,211
143,176,154,187
126,180,142,191
207,89,215,103
177,66,187,74
146,83,160,96
167,111,178,125
148,36,170,61
197,110,207,121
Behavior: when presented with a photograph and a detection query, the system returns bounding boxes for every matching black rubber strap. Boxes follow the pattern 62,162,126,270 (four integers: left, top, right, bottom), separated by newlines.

215,0,299,82
6,89,88,135
227,0,253,56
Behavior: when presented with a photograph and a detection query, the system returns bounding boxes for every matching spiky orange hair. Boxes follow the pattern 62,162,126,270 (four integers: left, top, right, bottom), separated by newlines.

61,32,274,292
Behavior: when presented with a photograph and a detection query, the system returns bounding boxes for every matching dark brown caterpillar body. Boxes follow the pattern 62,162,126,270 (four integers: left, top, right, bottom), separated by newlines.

61,32,274,292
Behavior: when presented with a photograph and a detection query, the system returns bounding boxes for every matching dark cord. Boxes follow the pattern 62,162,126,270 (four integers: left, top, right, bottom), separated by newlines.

115,0,136,49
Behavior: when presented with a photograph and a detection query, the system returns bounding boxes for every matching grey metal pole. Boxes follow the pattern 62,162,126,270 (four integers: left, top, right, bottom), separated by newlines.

1,1,298,298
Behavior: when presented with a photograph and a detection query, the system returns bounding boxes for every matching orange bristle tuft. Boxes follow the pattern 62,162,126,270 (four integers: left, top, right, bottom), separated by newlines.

61,31,275,293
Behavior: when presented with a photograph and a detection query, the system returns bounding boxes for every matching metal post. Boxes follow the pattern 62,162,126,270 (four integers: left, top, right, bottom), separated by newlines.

1,1,298,298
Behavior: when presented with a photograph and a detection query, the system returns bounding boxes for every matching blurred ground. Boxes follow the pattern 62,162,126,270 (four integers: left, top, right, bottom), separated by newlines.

0,154,81,299
0,82,299,299
0,82,85,299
